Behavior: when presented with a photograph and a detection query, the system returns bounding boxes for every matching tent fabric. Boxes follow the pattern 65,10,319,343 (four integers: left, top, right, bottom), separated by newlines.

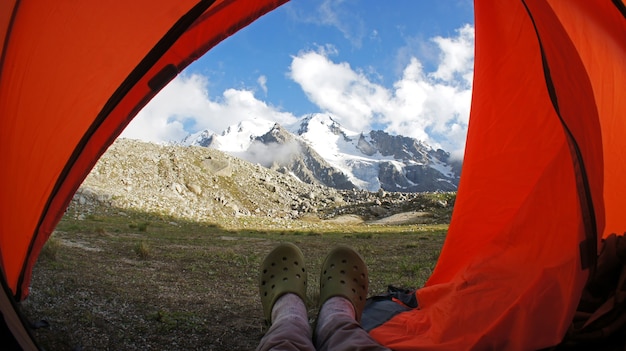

0,1,286,349
0,0,287,301
1,0,625,350
368,0,626,350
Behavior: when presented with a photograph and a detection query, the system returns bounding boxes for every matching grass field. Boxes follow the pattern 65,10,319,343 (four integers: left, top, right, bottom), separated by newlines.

20,207,448,350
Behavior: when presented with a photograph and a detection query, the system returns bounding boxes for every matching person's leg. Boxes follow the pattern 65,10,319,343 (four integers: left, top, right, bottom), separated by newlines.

313,246,391,351
256,243,315,351
256,293,314,351
315,297,390,351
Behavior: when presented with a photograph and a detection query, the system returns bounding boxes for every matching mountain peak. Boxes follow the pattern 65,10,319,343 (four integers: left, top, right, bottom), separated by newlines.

181,129,216,147
182,117,460,192
294,113,347,136
256,123,293,144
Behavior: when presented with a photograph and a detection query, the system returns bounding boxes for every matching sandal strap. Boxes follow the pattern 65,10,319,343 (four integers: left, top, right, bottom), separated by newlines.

259,243,307,324
319,246,369,321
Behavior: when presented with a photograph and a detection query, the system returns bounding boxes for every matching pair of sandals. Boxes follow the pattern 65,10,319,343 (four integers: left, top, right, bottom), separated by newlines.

259,243,369,325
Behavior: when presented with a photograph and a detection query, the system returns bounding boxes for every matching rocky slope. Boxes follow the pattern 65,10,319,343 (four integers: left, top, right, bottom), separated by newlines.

71,139,455,226
258,123,357,190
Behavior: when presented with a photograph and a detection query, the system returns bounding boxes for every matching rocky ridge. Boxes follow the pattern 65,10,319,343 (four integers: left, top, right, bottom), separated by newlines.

70,138,454,227
258,123,357,190
183,114,461,193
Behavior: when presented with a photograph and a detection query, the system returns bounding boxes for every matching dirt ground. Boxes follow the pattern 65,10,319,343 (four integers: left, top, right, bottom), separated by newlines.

18,211,447,350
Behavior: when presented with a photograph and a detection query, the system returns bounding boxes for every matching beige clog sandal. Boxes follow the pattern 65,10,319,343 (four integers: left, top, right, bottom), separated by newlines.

259,243,308,324
318,245,369,321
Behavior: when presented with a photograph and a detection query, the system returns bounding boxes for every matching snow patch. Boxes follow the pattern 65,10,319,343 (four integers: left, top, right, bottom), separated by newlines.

183,113,460,192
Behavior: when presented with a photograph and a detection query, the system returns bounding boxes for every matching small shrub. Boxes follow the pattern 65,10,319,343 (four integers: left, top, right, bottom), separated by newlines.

137,222,149,232
41,236,62,261
129,221,150,232
134,241,151,259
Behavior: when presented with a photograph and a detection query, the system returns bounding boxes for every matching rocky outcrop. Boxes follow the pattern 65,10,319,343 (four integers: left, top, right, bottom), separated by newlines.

255,124,357,190
288,115,460,192
70,139,455,226
366,130,459,192
356,133,377,156
180,115,461,193
378,162,458,192
73,139,345,223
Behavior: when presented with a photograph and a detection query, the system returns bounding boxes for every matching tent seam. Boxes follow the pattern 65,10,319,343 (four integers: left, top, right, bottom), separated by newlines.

519,0,598,277
15,0,218,300
611,0,626,19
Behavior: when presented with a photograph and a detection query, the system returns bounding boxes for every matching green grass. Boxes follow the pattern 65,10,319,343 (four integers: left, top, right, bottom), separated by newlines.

134,241,152,258
40,235,62,261
20,207,448,350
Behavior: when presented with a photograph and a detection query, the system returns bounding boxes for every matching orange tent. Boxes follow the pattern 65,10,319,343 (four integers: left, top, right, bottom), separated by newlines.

366,1,626,349
1,0,625,349
0,1,288,347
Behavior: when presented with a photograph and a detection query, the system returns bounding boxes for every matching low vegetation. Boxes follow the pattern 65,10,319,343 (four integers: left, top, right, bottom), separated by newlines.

19,204,449,350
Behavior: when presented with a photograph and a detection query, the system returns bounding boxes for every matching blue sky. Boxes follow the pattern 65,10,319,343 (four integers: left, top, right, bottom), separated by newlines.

122,0,475,159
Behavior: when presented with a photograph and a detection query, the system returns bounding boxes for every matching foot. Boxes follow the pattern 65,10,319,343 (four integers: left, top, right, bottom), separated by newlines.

259,243,308,324
318,245,368,321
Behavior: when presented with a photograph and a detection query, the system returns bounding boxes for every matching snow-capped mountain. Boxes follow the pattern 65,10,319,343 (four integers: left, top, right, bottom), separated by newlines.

181,114,461,192
181,119,275,151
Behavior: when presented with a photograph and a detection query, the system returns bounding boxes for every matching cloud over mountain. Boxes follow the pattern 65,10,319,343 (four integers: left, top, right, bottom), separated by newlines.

183,115,460,192
122,24,473,160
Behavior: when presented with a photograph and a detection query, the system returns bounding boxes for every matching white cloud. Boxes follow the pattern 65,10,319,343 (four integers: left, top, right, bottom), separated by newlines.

430,24,474,87
383,56,472,159
124,24,474,160
257,75,268,95
289,50,390,132
370,29,379,40
239,140,301,167
317,0,366,48
120,74,211,143
286,0,366,48
122,73,297,142
206,88,297,133
289,25,474,159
